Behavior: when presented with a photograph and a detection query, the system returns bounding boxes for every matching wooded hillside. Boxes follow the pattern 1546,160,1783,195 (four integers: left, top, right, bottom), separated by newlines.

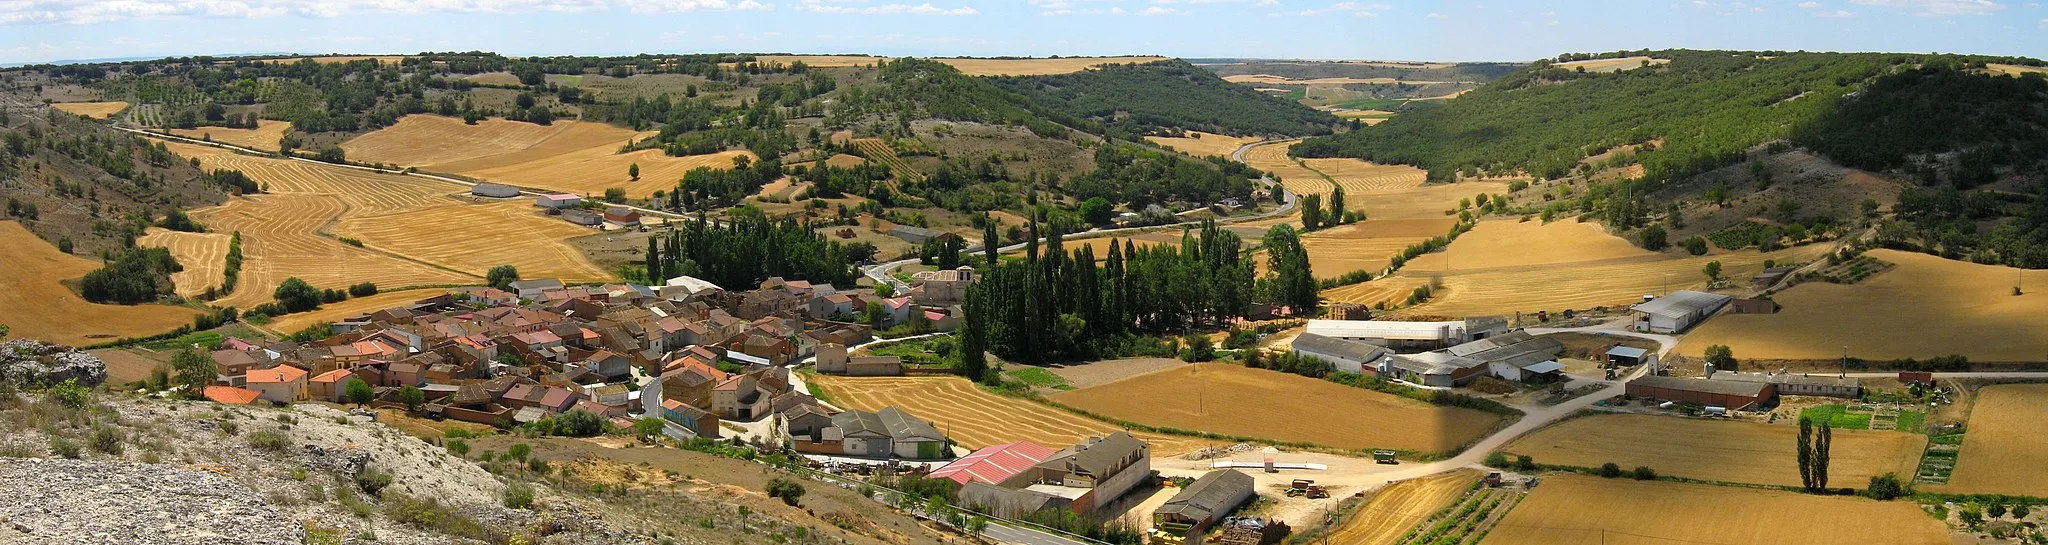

991,60,1338,139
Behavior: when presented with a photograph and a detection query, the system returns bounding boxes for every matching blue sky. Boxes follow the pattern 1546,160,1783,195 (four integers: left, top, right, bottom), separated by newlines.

1,0,2042,65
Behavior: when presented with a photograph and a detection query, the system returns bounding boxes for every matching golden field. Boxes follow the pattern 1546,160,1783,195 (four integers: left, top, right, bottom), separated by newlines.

811,375,1214,456
1938,384,2048,496
341,114,752,199
134,229,232,298
1144,131,1262,159
936,56,1168,76
1324,470,1482,545
1552,56,1671,73
0,221,202,345
1478,474,1948,545
1051,364,1503,453
51,101,129,118
1506,413,1925,488
1677,249,2048,361
166,120,293,152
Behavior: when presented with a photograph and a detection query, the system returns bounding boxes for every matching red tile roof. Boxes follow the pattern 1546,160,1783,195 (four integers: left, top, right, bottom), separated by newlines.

203,386,263,405
309,369,355,384
930,441,1057,486
246,365,309,384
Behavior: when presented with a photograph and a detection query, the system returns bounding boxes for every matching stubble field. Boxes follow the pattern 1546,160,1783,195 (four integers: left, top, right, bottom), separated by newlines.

1939,384,2048,496
341,114,752,199
1143,131,1261,159
265,289,448,333
810,375,1214,456
1050,363,1503,453
1552,56,1671,73
50,101,129,118
1478,474,1948,545
1505,413,1925,488
937,56,1169,76
0,221,201,345
134,228,232,298
166,120,293,152
1324,470,1482,545
1677,249,2048,361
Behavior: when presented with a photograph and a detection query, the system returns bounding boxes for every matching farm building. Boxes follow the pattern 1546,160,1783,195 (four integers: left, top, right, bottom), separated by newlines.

1446,331,1566,383
1630,290,1734,333
1731,298,1779,314
1752,266,1796,289
560,209,601,226
1027,431,1153,513
932,441,1057,487
603,206,641,227
1303,317,1508,351
1381,352,1488,387
1626,375,1776,410
889,225,941,244
1289,332,1389,374
1606,346,1651,367
508,278,564,299
792,407,948,459
1708,370,1861,398
1153,469,1255,537
535,193,581,208
471,183,520,198
843,356,904,376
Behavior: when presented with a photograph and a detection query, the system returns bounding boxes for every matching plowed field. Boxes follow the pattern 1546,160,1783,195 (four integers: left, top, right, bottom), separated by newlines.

1505,413,1924,488
810,375,1213,456
1051,364,1503,453
0,221,201,345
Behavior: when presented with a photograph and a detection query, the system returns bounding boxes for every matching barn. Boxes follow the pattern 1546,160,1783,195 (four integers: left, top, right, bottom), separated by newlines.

1289,332,1388,374
1626,375,1776,410
1630,290,1734,333
535,193,582,208
1303,318,1507,351
471,183,521,198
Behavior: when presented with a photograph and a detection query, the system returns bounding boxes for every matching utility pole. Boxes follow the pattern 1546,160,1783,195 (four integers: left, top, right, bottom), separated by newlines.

1841,345,1849,378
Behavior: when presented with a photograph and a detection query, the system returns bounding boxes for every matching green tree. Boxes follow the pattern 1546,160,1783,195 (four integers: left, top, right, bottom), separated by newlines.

1598,463,1623,478
1328,185,1346,224
273,277,322,313
1798,416,1814,491
1638,224,1669,251
1863,473,1907,500
875,283,896,298
1079,197,1114,225
1705,344,1736,371
1300,193,1324,231
1682,236,1709,256
1632,466,1657,480
1704,260,1723,281
633,417,665,438
345,378,375,407
1261,224,1317,314
765,478,806,507
604,187,626,203
1815,420,1831,490
629,162,640,181
49,379,90,409
554,409,605,437
170,346,218,399
396,385,425,412
487,265,520,291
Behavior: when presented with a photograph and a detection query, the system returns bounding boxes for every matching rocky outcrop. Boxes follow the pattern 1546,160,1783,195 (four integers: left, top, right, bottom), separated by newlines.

0,458,302,545
0,340,107,387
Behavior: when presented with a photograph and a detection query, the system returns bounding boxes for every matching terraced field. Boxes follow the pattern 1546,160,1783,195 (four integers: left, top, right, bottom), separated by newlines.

134,229,232,298
341,114,752,199
166,120,293,152
809,375,1213,456
851,138,923,183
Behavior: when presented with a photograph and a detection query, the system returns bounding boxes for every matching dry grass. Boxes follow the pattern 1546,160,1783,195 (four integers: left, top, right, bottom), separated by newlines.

1222,75,1454,85
340,114,752,199
1143,131,1262,159
165,120,292,152
1292,219,1455,279
0,221,201,345
1050,363,1503,453
1937,384,2048,495
1324,470,1482,545
1505,413,1924,488
1391,230,1826,317
134,228,232,298
50,101,129,118
466,72,523,86
1478,474,1948,545
266,289,448,333
753,55,885,68
1401,220,1653,273
332,201,609,282
1985,63,2047,77
1552,56,1670,73
248,55,407,65
810,375,1214,456
1677,249,2048,361
936,57,1168,76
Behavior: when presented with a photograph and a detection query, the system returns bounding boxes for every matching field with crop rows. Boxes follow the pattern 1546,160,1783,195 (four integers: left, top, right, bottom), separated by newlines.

166,120,292,152
1393,239,1826,317
1505,413,1924,488
1678,250,2048,361
50,101,129,118
810,375,1214,456
341,114,751,199
1324,470,1482,545
1051,364,1502,453
1479,475,1948,545
0,221,202,345
1938,384,2048,496
851,138,923,183
1144,131,1261,159
1552,56,1670,73
265,289,449,333
134,229,232,298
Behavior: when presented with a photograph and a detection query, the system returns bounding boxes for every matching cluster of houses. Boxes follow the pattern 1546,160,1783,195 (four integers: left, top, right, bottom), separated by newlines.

198,270,976,448
1290,319,1568,388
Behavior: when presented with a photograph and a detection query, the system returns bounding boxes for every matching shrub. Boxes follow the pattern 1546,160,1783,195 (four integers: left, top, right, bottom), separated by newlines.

445,439,470,457
552,409,605,437
526,458,550,474
766,477,806,506
90,426,123,455
1483,452,1509,468
1631,466,1657,480
507,443,531,461
503,482,535,509
1598,462,1623,478
49,436,81,459
248,429,290,452
1863,473,1907,500
348,282,377,297
47,379,90,409
1513,455,1536,471
355,467,393,497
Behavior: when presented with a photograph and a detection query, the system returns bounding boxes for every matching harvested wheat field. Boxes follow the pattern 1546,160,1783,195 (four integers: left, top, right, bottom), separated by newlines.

754,55,885,68
1506,413,1923,488
937,56,1168,76
1052,364,1502,453
1988,63,2048,77
1479,474,1947,545
266,289,449,333
341,115,752,199
1677,250,2048,361
1321,276,1435,308
1293,218,1457,278
1243,141,1332,198
1325,470,1482,545
1055,234,1181,257
134,229,232,298
810,375,1213,456
1397,242,1825,317
1402,220,1653,273
1240,141,1497,221
166,120,293,152
252,55,406,65
1937,384,2048,496
333,201,609,282
51,101,129,118
1552,56,1670,73
1144,131,1261,159
0,221,201,346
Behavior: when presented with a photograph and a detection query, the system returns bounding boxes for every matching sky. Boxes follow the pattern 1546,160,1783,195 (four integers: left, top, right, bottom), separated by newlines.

0,0,2043,65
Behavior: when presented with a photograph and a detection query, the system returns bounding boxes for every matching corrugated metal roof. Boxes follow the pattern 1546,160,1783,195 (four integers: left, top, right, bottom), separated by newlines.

1290,333,1387,362
1305,319,1462,341
1631,290,1733,319
1606,346,1650,359
931,441,1056,486
1629,375,1770,397
1155,470,1254,522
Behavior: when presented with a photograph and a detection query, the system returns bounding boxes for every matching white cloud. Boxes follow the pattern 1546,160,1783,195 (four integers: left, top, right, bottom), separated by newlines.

1818,8,1855,15
0,0,804,24
1273,1,1386,16
1846,0,2004,15
1425,10,1443,17
1799,0,1819,7
1139,5,1178,14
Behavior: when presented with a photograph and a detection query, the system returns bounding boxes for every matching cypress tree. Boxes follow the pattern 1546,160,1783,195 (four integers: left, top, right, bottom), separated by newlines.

1798,417,1815,491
